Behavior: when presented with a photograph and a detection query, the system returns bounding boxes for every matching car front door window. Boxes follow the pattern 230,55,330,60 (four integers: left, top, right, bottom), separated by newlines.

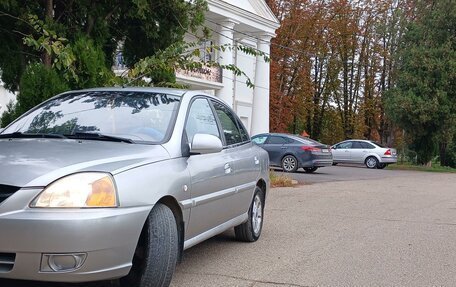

185,98,220,144
252,136,268,144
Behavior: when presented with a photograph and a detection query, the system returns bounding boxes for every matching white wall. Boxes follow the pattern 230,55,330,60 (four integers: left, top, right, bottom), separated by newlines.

0,84,16,115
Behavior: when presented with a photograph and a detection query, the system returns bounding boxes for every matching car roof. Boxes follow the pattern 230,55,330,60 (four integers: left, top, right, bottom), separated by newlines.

57,87,234,105
253,133,291,137
61,86,189,97
339,139,372,143
252,133,322,143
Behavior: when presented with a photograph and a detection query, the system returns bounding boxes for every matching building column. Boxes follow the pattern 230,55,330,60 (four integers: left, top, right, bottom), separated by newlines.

215,19,237,107
251,34,273,135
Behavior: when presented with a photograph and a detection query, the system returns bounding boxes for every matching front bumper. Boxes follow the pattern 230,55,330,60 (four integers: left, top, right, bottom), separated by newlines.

0,188,151,283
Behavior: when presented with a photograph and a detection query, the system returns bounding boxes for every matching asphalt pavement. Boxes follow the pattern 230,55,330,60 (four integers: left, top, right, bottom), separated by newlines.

272,164,417,184
2,166,456,287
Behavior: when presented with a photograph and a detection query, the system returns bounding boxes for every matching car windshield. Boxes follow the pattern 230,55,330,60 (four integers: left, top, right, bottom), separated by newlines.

2,91,181,144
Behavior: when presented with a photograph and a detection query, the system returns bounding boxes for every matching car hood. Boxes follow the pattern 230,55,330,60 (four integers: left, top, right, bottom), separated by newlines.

0,138,170,187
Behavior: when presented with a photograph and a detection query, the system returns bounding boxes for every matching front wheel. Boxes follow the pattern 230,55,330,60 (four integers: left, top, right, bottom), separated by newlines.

282,155,298,173
365,156,379,169
235,187,265,242
121,203,178,287
304,167,318,173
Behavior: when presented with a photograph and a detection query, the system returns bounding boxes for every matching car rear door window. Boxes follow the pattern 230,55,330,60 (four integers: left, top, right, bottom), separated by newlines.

360,142,375,149
352,141,363,149
185,98,220,143
266,136,287,144
211,100,243,146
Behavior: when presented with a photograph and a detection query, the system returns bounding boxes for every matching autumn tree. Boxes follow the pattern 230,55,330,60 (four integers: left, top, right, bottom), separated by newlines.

267,0,414,146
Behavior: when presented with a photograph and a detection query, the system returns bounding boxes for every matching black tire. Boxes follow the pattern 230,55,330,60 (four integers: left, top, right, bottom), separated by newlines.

304,167,318,173
377,163,387,169
121,204,178,287
281,155,298,173
235,187,265,242
365,156,379,169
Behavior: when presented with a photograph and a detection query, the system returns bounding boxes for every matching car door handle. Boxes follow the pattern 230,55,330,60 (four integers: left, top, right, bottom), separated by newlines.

345,150,350,152
224,163,232,174
281,146,287,149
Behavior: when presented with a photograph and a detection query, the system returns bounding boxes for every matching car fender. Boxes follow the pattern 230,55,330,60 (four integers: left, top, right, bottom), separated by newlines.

113,157,191,222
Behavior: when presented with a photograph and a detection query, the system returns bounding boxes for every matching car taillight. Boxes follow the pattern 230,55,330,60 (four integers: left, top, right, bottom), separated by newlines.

384,149,392,156
301,146,321,152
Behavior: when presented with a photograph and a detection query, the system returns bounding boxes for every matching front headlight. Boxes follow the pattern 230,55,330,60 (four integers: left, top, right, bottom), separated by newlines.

30,173,118,208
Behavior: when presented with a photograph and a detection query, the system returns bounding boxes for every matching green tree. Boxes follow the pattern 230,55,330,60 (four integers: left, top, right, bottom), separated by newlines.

0,0,207,91
16,63,69,114
385,0,456,165
0,0,208,126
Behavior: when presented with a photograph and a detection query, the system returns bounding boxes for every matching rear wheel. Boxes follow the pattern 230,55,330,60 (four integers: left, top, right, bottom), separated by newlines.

120,203,178,287
235,187,265,242
282,155,298,173
377,163,387,169
304,167,318,173
365,156,379,169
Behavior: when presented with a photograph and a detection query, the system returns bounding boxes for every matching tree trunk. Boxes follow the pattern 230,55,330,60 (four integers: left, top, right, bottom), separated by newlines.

439,142,448,167
43,0,53,68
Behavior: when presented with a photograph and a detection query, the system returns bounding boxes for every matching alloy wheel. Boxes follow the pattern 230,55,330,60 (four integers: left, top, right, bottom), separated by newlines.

252,194,263,235
282,156,297,172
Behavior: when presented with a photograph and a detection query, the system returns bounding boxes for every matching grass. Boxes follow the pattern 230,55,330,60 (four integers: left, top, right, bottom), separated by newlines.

269,170,295,187
386,162,456,173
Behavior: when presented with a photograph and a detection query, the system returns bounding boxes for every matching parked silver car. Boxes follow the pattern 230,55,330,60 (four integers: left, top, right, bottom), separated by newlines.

331,140,397,169
0,88,269,286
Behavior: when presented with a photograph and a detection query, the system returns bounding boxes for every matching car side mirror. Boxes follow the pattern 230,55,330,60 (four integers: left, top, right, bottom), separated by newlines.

331,146,336,150
190,133,223,155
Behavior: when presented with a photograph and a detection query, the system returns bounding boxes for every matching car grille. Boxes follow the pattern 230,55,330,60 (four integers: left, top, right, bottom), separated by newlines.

0,253,15,272
0,184,20,205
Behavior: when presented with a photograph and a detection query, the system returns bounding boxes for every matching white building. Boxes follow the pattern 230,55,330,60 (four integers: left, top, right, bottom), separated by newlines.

0,82,16,116
176,0,279,135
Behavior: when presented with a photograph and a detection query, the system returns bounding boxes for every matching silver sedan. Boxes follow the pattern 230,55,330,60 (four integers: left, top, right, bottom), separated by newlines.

0,88,269,287
331,139,397,169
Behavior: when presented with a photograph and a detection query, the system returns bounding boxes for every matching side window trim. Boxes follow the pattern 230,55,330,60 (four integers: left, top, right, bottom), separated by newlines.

207,98,227,146
234,115,250,143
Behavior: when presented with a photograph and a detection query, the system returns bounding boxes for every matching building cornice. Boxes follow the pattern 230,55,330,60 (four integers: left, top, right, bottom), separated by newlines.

207,0,280,33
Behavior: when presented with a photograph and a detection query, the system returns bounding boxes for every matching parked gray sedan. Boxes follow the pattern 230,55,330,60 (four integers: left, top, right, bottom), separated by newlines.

0,88,269,287
331,139,397,169
251,133,333,173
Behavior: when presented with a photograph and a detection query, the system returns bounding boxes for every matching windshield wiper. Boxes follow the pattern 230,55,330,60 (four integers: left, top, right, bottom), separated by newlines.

65,132,134,144
0,132,68,139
